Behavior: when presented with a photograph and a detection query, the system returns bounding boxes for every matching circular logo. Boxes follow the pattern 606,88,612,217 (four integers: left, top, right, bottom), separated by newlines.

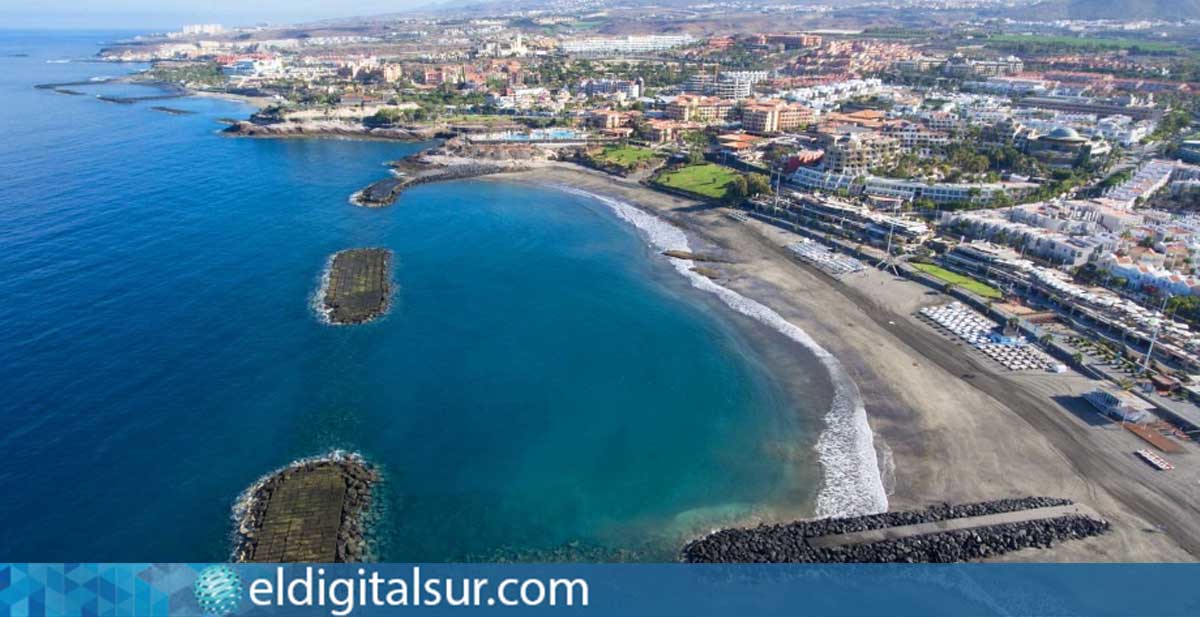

193,565,243,617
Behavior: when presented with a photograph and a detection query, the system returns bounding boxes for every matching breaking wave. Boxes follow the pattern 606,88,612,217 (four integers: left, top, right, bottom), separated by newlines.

310,253,336,325
553,185,888,519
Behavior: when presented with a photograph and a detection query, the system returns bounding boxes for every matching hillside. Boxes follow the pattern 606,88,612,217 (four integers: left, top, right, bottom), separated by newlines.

1024,0,1200,20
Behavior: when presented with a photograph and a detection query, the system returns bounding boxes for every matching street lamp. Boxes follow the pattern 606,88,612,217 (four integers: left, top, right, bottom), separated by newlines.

1141,293,1171,376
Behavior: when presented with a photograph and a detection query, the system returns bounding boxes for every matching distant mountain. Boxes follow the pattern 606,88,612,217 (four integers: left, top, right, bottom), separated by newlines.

1024,0,1200,20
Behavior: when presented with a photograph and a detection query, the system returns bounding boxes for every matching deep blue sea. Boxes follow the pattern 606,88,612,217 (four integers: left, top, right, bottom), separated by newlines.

0,31,832,561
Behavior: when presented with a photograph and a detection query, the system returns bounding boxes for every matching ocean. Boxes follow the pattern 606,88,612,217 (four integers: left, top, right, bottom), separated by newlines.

0,31,871,562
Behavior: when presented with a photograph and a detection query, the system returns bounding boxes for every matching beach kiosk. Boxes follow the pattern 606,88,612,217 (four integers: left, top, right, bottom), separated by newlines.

1083,389,1153,423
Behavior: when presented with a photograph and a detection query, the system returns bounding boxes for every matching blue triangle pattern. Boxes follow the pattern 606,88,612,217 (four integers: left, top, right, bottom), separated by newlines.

0,564,202,617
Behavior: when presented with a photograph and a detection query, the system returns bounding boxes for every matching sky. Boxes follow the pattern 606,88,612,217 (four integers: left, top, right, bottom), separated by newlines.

0,0,442,30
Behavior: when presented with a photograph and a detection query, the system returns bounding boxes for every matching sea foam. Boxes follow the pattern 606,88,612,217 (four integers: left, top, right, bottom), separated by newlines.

310,253,336,325
554,185,888,519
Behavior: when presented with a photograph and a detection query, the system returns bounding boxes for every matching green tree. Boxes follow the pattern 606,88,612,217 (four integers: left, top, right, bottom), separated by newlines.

746,173,773,197
365,107,405,127
726,176,749,204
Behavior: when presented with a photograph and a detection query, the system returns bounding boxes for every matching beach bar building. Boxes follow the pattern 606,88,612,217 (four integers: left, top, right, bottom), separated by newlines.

1084,389,1154,424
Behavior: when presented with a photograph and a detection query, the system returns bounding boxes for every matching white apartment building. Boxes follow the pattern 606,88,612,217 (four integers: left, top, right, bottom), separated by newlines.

942,209,1115,266
865,176,1033,205
180,24,224,36
787,168,1033,206
684,70,768,100
780,78,885,112
559,35,695,56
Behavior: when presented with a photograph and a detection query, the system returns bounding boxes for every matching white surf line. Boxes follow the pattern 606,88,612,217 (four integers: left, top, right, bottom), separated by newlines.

310,253,336,325
552,184,888,519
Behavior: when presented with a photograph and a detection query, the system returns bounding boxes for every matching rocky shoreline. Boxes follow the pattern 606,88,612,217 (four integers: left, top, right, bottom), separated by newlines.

223,119,442,141
232,452,381,563
681,497,1110,563
348,139,551,207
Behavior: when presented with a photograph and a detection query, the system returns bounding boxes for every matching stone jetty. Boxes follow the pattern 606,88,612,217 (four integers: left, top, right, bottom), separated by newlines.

353,162,508,207
681,497,1110,563
321,249,392,325
34,78,116,90
232,452,380,563
358,178,407,206
150,106,195,115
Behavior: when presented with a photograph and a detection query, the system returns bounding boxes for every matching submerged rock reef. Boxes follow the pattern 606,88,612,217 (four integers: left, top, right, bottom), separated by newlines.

232,452,380,563
682,497,1110,563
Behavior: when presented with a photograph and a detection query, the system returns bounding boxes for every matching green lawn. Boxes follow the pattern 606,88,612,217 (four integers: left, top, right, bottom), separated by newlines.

912,263,1003,299
986,34,1184,54
654,164,740,200
595,145,658,168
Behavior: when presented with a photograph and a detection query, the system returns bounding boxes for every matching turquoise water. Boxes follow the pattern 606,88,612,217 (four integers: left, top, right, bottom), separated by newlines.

494,128,584,141
0,31,831,562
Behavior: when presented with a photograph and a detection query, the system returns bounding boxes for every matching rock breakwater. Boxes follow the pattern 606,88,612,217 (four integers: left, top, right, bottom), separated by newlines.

150,106,195,115
352,162,511,207
682,497,1110,563
232,451,381,563
662,250,731,263
319,248,392,325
